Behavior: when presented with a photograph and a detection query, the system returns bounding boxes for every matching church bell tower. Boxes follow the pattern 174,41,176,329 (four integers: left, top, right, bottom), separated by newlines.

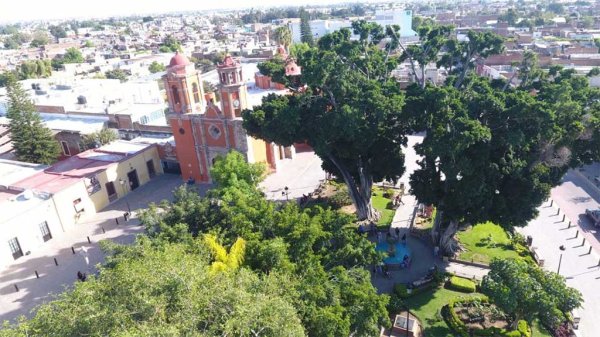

217,55,248,119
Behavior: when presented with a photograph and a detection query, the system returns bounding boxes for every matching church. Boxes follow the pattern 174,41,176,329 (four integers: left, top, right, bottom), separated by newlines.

163,52,293,183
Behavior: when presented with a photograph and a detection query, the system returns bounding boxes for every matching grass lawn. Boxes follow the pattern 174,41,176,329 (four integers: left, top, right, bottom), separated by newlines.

456,221,521,264
531,319,552,337
371,187,395,229
404,287,483,336
404,287,547,336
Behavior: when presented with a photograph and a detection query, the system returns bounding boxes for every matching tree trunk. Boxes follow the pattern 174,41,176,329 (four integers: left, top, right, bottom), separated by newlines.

431,209,443,245
328,155,379,222
439,220,461,256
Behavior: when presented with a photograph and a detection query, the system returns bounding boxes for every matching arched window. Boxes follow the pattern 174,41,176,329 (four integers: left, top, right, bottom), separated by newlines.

192,83,200,103
171,85,180,105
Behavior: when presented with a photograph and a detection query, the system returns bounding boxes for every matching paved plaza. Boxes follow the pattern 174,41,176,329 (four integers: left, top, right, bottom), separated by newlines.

518,181,600,337
260,151,326,201
0,174,185,322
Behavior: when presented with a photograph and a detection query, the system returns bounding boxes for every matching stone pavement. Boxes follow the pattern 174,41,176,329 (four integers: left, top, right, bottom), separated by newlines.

518,199,600,337
0,174,186,323
260,151,326,201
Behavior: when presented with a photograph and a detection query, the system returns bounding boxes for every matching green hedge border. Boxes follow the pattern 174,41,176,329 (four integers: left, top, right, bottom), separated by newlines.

447,276,477,293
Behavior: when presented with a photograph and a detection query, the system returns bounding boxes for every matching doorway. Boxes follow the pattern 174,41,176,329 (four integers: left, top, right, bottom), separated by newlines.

146,160,156,178
127,170,140,190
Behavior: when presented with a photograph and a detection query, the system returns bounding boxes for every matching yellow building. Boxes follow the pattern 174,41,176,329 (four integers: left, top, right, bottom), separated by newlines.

0,141,162,270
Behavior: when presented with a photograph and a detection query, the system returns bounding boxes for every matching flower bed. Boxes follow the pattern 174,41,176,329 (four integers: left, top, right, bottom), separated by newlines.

442,297,531,337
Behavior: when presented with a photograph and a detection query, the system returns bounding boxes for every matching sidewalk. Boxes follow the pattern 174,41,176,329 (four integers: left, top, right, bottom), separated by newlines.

518,200,600,337
0,174,185,322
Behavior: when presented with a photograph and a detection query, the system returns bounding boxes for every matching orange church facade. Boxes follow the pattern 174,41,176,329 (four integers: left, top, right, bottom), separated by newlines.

164,52,284,183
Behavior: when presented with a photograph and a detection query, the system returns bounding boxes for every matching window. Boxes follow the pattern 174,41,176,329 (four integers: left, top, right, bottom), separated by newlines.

78,142,85,152
85,175,101,195
172,85,180,105
8,237,23,260
73,198,84,213
208,125,221,139
61,141,70,156
140,116,149,125
192,83,200,103
39,221,52,242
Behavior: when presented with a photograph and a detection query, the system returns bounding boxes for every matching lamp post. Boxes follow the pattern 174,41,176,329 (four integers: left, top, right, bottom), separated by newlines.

557,245,566,275
281,186,290,201
119,178,131,212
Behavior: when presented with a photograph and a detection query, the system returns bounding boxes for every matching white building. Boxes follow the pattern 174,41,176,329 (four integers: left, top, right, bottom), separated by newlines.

287,8,417,43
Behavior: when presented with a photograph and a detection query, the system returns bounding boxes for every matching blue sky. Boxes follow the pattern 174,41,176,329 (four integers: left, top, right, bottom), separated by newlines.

0,0,356,23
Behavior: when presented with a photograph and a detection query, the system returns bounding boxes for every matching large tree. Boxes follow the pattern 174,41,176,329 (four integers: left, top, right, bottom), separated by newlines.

406,71,600,254
243,22,410,222
5,74,60,164
273,26,292,49
0,241,306,337
299,8,315,46
48,25,67,43
140,151,388,336
482,259,582,329
394,23,503,89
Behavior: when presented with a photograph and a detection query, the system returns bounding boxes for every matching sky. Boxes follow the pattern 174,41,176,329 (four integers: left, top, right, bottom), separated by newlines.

0,0,360,23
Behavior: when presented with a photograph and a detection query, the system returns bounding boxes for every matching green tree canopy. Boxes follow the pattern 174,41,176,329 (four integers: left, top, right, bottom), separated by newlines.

48,25,67,43
104,69,129,82
17,59,52,80
148,60,166,73
4,74,60,164
81,128,118,149
482,259,582,328
161,34,181,52
139,152,388,336
29,31,49,47
244,22,410,221
273,26,292,49
257,56,289,86
299,8,315,46
0,240,306,337
405,72,600,253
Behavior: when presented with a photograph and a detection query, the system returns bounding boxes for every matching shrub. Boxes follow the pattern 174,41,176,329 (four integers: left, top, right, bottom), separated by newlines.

382,188,394,199
328,188,352,208
517,320,531,337
387,293,405,314
447,276,477,293
393,281,439,299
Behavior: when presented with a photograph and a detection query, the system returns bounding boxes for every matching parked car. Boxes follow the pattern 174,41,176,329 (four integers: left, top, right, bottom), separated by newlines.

585,208,600,227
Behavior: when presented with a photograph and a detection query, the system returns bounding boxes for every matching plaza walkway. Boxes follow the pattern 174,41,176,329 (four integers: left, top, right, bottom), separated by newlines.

260,151,326,201
0,174,186,322
518,198,600,337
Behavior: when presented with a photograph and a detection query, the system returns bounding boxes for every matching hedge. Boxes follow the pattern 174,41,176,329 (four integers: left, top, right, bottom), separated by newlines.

442,297,530,337
447,276,477,293
393,281,438,299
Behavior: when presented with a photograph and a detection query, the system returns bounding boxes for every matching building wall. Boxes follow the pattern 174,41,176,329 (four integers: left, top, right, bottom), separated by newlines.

51,180,96,229
250,137,268,164
55,132,85,160
0,197,64,271
91,146,163,211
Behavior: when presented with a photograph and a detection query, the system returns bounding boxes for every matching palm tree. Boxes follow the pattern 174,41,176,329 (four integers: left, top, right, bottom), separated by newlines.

273,26,292,50
203,234,246,274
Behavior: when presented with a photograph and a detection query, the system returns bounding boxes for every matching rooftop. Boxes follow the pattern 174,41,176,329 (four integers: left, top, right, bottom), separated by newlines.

10,140,152,194
0,159,47,187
